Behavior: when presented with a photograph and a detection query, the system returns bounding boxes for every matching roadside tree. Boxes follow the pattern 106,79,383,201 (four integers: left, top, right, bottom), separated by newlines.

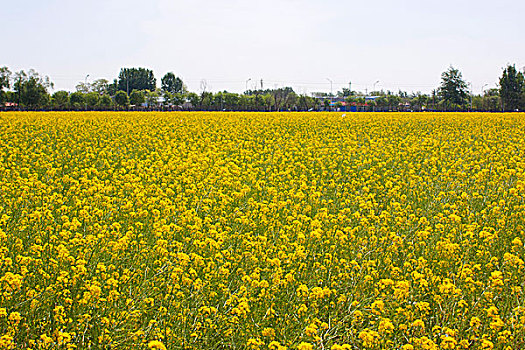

439,66,468,109
499,64,524,111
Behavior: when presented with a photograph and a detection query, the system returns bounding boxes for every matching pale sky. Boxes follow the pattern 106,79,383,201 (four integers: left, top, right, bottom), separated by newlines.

2,0,524,95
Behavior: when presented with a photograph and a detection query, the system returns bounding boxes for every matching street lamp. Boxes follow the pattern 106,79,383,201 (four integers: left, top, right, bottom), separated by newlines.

371,80,380,112
326,78,333,97
482,83,488,95
244,78,252,111
326,78,333,111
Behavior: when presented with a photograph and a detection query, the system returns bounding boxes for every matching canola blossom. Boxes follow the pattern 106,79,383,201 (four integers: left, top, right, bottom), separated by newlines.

0,111,524,349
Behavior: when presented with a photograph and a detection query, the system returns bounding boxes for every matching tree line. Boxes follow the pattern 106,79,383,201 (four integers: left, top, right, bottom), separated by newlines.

1,65,524,112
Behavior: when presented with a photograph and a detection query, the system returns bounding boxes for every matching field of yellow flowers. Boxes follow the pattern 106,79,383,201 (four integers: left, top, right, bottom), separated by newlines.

0,111,524,350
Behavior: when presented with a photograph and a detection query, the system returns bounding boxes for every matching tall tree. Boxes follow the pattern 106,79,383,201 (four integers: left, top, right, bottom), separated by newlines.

145,90,160,107
69,92,85,109
0,67,10,104
187,92,200,109
223,92,240,110
13,69,53,108
91,79,110,94
51,91,69,109
108,79,118,96
170,93,185,106
75,82,91,93
85,92,100,108
161,72,184,94
117,68,156,94
499,64,525,111
129,90,145,106
270,87,294,111
77,79,110,94
115,91,129,107
98,94,113,108
439,66,468,108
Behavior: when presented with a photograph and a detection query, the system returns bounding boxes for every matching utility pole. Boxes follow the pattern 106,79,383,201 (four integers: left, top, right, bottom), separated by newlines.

326,78,333,111
260,79,263,90
326,78,333,96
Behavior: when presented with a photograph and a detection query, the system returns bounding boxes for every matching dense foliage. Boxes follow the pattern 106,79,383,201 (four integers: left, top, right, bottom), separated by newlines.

117,68,157,94
161,73,184,95
439,67,469,108
1,65,525,111
499,65,525,111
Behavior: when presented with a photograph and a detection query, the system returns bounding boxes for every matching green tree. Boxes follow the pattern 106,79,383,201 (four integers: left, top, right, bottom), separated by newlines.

254,94,263,111
69,92,85,109
170,93,185,106
482,89,501,111
439,66,468,109
298,95,309,111
285,92,298,110
161,91,172,107
13,70,53,108
263,94,275,111
200,91,213,109
52,91,69,109
75,82,90,93
373,96,385,110
271,87,294,111
115,91,129,107
499,64,525,111
130,90,145,106
161,72,184,94
4,91,16,104
117,68,156,94
187,92,200,109
145,90,160,108
85,92,100,108
108,79,118,96
91,79,110,94
0,67,10,90
411,92,429,111
98,94,113,108
77,79,110,95
341,88,352,97
0,67,11,104
243,94,255,110
429,89,440,110
223,93,240,110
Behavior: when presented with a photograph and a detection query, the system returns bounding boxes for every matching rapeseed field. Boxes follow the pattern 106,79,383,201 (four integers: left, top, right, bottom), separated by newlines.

0,111,524,350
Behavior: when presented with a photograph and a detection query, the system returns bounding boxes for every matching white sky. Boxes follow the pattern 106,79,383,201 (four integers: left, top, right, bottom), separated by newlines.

2,0,524,95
